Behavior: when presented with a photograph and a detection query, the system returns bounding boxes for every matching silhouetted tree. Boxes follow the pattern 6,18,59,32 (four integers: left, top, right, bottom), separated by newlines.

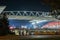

0,13,9,35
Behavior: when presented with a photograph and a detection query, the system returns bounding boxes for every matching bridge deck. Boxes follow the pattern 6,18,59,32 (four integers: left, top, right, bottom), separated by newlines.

8,15,58,20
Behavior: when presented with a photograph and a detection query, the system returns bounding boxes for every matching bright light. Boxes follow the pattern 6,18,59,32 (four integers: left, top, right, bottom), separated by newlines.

33,25,37,29
31,22,35,25
30,20,48,24
24,26,27,28
9,27,14,29
30,20,40,24
36,21,40,23
21,26,24,28
21,25,27,28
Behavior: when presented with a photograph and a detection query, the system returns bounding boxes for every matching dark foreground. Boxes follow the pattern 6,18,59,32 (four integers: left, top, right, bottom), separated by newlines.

0,35,60,40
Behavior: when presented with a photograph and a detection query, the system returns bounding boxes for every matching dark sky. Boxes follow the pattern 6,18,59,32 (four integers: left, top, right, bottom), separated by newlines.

0,0,51,11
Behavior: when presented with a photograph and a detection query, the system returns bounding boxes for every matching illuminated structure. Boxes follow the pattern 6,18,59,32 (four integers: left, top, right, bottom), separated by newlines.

2,11,50,16
0,6,60,35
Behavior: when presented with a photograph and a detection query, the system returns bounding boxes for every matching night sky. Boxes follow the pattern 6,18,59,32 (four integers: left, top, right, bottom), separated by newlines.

0,0,51,11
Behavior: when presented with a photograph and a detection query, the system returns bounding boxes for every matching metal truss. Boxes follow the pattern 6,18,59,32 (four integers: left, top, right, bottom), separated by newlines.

2,11,50,16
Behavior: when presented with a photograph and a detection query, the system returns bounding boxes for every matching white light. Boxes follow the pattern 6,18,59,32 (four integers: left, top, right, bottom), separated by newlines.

9,27,14,29
33,25,37,29
21,25,27,28
24,26,27,28
31,22,35,25
36,21,40,23
30,20,48,24
21,26,24,28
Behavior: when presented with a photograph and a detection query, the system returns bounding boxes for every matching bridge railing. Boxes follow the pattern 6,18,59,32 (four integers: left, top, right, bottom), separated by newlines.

2,11,51,17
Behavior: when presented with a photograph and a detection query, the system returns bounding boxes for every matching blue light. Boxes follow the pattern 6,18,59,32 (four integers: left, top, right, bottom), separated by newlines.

8,19,53,29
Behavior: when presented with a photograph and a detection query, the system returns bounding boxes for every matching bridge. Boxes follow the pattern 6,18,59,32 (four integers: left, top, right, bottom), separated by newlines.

0,6,58,20
2,11,58,20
